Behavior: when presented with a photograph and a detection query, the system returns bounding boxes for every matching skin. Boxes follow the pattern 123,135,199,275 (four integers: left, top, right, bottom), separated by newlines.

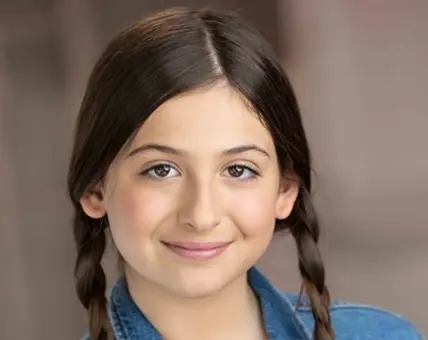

81,82,299,340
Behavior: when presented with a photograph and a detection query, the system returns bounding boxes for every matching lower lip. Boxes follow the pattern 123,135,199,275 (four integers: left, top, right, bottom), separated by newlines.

163,243,230,260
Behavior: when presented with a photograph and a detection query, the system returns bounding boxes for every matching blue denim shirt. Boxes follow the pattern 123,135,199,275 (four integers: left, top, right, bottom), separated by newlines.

84,267,424,339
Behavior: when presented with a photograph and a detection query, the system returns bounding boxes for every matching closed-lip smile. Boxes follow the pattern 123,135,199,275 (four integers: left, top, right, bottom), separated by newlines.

161,241,232,260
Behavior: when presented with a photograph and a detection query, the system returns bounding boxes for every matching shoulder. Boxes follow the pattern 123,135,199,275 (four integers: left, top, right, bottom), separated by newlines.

283,293,424,340
328,301,424,339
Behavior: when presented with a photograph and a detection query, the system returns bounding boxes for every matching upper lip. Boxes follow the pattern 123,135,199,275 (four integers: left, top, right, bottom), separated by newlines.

162,241,232,250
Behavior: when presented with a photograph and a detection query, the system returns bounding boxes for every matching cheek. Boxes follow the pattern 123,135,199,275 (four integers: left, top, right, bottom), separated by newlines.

105,183,174,241
228,186,278,237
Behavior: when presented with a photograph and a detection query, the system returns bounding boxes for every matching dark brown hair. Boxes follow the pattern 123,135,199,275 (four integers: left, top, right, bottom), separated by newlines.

68,7,334,340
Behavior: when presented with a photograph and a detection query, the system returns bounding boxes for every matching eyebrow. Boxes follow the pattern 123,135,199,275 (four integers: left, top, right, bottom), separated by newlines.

127,143,271,159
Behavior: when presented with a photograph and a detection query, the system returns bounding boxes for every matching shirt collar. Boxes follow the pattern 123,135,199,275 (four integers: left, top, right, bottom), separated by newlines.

108,267,303,340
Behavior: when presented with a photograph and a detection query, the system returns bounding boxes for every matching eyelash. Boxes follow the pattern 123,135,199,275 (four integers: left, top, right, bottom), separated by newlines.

140,162,181,180
226,162,260,180
139,162,261,180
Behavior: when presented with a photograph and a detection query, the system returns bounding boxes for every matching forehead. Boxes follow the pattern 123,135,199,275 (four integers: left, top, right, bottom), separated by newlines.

131,83,274,151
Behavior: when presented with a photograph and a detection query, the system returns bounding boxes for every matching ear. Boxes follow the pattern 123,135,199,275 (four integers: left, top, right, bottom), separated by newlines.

275,176,299,220
80,187,106,219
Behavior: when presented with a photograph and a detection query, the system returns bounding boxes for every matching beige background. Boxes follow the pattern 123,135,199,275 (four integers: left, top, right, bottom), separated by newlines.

0,0,427,339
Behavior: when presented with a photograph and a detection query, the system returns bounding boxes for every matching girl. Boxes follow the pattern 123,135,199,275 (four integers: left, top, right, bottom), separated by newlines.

67,7,423,340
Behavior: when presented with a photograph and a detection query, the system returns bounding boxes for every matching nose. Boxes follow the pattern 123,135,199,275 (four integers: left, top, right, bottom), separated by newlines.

178,177,220,232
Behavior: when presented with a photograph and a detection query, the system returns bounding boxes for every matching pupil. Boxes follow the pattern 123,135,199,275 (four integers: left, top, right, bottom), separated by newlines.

229,166,243,177
155,164,170,177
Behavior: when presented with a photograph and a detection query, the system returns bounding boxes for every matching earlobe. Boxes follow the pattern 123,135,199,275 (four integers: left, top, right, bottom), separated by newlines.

80,190,106,219
275,179,299,220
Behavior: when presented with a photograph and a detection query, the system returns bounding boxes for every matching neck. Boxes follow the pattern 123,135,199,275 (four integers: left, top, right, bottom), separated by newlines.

125,267,266,340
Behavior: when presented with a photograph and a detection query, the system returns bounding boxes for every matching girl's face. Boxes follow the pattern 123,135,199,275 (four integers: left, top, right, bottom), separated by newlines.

81,83,298,298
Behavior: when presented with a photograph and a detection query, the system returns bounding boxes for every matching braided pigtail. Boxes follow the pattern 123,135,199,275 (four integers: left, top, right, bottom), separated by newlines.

73,208,112,340
288,188,335,340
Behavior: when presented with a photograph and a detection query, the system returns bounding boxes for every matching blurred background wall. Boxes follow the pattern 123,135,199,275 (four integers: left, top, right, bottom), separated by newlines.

0,0,426,339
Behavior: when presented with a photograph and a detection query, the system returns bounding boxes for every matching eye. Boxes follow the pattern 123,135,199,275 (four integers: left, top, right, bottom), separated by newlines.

223,164,259,180
141,163,180,179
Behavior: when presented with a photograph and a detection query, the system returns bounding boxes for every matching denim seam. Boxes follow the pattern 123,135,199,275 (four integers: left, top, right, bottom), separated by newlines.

274,289,311,340
109,292,126,340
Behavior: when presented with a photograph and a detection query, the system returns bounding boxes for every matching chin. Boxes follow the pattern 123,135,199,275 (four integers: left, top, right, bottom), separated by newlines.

167,276,230,299
157,263,242,299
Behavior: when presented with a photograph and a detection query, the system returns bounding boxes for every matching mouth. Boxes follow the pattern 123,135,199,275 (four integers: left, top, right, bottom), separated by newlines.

161,241,232,261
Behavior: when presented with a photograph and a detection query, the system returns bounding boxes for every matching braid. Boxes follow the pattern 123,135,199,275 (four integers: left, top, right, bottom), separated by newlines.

289,188,335,340
74,209,112,340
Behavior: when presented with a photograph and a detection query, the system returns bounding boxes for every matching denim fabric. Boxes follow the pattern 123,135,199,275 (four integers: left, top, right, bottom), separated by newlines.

83,267,424,339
